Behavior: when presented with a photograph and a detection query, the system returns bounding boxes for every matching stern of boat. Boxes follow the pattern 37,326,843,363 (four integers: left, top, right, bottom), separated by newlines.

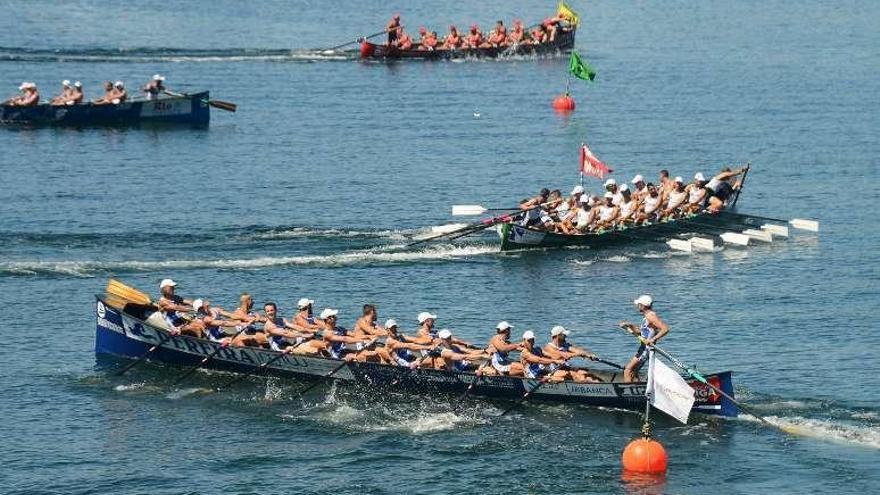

691,371,738,417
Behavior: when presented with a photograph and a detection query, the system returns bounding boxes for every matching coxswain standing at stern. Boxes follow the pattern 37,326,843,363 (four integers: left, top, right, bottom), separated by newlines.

706,166,748,213
621,295,669,382
386,14,402,46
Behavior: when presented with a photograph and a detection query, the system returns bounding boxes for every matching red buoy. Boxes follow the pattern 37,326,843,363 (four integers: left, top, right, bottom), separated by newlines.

552,94,576,111
360,40,375,58
621,438,668,474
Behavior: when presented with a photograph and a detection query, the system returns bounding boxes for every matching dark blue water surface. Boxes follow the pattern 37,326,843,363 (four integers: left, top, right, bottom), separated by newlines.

1,1,878,493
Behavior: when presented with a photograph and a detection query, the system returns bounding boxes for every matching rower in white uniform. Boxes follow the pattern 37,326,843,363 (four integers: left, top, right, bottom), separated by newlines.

637,183,663,224
621,295,669,382
541,326,601,383
684,172,709,213
483,321,524,376
428,329,488,372
595,192,620,230
662,177,688,219
519,330,569,382
616,185,638,226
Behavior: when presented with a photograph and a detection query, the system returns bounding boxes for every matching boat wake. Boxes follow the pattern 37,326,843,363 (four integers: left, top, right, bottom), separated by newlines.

0,243,500,277
0,46,357,63
741,414,880,449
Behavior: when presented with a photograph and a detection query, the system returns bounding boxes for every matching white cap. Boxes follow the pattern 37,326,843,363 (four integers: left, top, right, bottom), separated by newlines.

674,176,684,184
604,192,613,199
587,197,597,207
417,311,437,323
571,185,585,195
62,79,71,87
73,81,82,88
159,278,177,288
634,295,653,307
604,178,617,187
522,330,536,340
19,82,33,90
496,321,513,331
152,74,166,81
385,318,398,328
694,172,705,181
619,184,629,192
297,297,314,309
579,194,591,204
632,174,644,184
550,325,570,337
437,329,452,339
114,80,124,88
191,298,205,311
320,308,338,319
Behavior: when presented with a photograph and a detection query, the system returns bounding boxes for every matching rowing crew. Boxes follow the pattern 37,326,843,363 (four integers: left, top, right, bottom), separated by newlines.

3,74,168,107
384,14,573,51
519,166,749,234
154,280,670,383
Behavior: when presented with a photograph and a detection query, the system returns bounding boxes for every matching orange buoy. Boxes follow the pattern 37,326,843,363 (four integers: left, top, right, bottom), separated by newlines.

621,437,668,474
360,40,375,58
552,94,576,111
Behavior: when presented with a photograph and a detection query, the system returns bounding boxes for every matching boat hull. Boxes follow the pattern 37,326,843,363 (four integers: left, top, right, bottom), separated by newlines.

361,28,576,60
1,91,210,126
498,210,762,251
95,297,738,417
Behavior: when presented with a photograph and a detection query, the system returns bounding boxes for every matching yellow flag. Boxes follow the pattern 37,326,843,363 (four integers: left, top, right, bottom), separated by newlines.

557,1,580,26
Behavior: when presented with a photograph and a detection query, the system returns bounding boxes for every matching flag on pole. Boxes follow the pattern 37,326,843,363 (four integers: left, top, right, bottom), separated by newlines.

646,350,696,424
557,1,580,26
580,143,613,178
569,51,596,82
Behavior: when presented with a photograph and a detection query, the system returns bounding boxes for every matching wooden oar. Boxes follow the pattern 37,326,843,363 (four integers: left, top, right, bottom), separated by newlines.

115,331,171,376
322,29,389,53
170,325,252,387
617,325,775,427
406,213,514,248
499,378,549,416
163,90,236,112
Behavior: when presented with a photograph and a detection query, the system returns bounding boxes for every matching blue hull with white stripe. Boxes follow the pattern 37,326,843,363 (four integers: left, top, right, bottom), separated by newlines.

94,296,739,418
1,91,210,126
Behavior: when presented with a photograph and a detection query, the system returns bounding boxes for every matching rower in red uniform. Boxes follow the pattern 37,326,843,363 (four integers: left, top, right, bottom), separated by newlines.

386,14,401,46
419,31,439,51
464,24,484,48
442,25,462,49
397,29,414,50
416,26,428,44
508,19,525,44
486,20,508,47
530,24,548,44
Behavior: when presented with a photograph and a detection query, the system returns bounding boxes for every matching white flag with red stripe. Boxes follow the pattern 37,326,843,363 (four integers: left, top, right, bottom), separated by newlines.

579,143,613,178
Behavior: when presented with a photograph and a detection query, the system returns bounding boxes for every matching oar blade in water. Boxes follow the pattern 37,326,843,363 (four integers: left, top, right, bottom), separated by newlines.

689,237,715,252
761,224,789,237
720,232,750,246
666,239,692,252
742,228,773,243
431,223,469,234
790,218,819,232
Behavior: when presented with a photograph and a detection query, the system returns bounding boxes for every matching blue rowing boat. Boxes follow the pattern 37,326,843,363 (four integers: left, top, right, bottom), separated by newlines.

1,91,211,126
94,295,739,418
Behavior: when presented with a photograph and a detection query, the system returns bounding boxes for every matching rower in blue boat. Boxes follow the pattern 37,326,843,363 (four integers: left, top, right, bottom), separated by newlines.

484,321,525,376
426,329,488,371
377,319,433,368
621,295,670,382
229,293,267,347
191,298,245,345
542,326,600,383
3,82,39,107
262,302,315,352
293,297,322,331
142,74,166,100
352,304,388,337
519,330,568,382
49,80,73,106
318,308,379,362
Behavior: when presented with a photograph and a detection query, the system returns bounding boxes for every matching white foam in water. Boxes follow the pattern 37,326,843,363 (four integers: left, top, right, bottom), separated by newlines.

743,414,880,449
570,260,594,266
253,227,413,240
165,387,206,400
605,255,631,263
114,383,146,392
0,244,499,277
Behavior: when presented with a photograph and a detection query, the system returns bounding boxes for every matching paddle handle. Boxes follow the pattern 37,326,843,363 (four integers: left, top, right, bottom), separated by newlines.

730,163,750,209
325,29,389,52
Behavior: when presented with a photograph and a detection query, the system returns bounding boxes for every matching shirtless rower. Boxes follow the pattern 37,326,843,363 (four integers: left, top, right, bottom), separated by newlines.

112,81,127,103
621,295,669,382
352,304,388,337
386,14,402,46
92,81,115,105
397,29,414,50
428,329,488,372
191,298,244,345
530,24,548,44
542,326,600,383
520,331,568,382
573,195,598,233
507,19,525,44
442,25,462,49
658,169,674,198
156,279,197,336
229,293,267,347
595,192,620,230
68,81,84,104
49,80,73,105
706,166,748,213
378,319,433,368
463,24,484,49
5,82,39,107
683,173,709,213
419,31,439,51
142,74,166,100
483,321,524,376
661,177,688,219
262,302,315,353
